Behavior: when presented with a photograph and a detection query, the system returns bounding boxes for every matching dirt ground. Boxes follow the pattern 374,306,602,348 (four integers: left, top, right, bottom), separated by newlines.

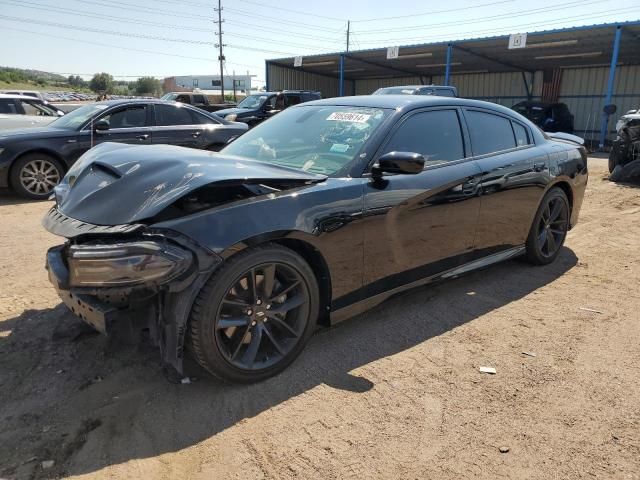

0,157,639,480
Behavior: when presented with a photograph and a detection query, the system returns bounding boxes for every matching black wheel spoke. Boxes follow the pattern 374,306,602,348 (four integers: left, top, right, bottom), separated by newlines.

241,325,263,368
549,200,562,222
230,326,251,361
269,280,301,302
265,315,299,337
217,316,250,329
538,229,547,249
262,264,276,298
262,324,285,355
270,293,306,315
546,230,557,254
550,228,564,235
222,298,251,307
247,269,257,303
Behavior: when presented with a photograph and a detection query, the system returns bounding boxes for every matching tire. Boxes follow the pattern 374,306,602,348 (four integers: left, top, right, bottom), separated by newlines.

10,152,64,200
609,165,625,183
189,243,319,383
524,187,570,265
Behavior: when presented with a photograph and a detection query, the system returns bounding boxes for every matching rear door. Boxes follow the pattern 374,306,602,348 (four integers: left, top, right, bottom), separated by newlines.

151,103,208,149
463,108,548,255
362,107,483,295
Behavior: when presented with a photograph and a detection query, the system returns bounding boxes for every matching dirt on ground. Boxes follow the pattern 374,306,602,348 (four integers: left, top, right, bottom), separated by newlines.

0,157,639,480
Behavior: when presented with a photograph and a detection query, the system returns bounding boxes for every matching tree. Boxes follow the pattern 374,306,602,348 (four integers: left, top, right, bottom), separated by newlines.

89,72,114,93
134,77,162,96
67,75,86,88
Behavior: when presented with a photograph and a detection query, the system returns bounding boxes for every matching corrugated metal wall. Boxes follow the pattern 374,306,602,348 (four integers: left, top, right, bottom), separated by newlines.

267,63,340,98
558,65,640,142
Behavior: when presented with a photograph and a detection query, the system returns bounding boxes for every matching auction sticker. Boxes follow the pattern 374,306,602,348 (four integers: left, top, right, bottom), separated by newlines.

327,112,371,123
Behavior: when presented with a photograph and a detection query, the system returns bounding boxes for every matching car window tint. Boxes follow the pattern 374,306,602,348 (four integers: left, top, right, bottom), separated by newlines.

383,110,465,166
155,104,197,126
0,99,18,114
512,122,530,146
192,95,206,104
190,109,218,125
436,89,456,97
465,110,516,155
176,95,190,103
102,105,147,128
286,95,302,107
416,89,435,95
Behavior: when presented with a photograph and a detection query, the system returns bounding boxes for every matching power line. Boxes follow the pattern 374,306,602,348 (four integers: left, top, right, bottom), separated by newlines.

225,19,338,43
69,0,211,21
234,0,345,21
351,0,515,22
224,7,345,33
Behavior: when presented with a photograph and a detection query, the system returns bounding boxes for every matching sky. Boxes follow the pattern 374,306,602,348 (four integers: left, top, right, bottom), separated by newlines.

1,0,639,88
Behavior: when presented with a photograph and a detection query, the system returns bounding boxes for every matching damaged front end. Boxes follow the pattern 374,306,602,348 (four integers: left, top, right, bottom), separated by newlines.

609,110,640,182
43,142,325,373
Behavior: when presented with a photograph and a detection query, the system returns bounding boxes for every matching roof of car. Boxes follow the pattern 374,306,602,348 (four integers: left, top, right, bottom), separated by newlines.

0,93,43,100
377,85,455,89
300,95,517,115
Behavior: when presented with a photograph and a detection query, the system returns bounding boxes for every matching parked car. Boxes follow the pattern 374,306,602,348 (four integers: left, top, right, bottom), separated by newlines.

160,92,236,113
216,90,322,127
372,85,458,97
0,93,65,130
511,101,574,134
0,89,45,101
42,96,588,382
608,107,640,182
0,99,247,199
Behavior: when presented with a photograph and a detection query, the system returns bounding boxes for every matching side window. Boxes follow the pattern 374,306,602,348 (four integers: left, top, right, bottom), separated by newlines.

192,95,206,104
512,122,530,147
285,95,302,107
416,89,435,96
176,95,190,103
190,109,219,125
383,110,465,166
101,105,147,128
465,110,516,156
0,99,18,114
155,104,198,126
436,89,456,97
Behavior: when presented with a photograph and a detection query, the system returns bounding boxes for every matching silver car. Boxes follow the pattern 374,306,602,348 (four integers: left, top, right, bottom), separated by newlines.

0,94,64,131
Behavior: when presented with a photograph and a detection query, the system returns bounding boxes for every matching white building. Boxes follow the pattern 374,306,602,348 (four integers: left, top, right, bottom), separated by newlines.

164,74,254,94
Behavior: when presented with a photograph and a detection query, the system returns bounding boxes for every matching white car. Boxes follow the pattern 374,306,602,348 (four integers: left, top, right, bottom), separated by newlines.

0,89,45,101
0,93,64,130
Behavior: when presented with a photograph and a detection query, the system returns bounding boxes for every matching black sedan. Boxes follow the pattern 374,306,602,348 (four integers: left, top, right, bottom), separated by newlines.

0,99,248,199
43,95,588,383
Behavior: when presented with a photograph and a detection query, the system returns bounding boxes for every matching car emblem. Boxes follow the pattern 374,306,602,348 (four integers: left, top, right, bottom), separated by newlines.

256,311,265,317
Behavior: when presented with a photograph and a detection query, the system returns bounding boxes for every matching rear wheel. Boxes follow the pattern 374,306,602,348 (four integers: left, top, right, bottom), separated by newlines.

189,244,319,383
525,188,570,265
10,153,64,200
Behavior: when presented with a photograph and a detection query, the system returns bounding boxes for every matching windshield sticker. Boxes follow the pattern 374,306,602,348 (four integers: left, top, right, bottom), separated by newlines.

326,112,371,123
330,143,350,153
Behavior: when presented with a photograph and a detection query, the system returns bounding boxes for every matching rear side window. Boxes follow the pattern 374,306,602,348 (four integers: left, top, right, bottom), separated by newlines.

512,122,530,146
155,104,204,126
0,99,18,114
175,95,190,103
101,105,147,128
192,95,206,104
383,109,465,166
435,89,456,97
286,95,302,106
465,110,516,156
190,109,219,125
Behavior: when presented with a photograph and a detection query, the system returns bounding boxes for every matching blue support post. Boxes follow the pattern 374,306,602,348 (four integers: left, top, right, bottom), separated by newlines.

444,44,452,86
599,26,622,148
265,60,270,91
339,54,345,96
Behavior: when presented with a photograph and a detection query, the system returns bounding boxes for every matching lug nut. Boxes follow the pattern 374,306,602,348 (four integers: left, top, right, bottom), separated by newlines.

256,299,262,305
251,321,257,326
247,309,253,315
266,304,271,310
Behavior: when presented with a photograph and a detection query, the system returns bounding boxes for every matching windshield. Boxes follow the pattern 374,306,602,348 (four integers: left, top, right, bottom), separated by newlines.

161,93,178,101
374,87,417,95
48,103,110,130
221,105,391,175
237,94,270,109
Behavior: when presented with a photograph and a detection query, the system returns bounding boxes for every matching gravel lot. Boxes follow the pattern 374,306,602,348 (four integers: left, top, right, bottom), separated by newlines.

0,157,639,480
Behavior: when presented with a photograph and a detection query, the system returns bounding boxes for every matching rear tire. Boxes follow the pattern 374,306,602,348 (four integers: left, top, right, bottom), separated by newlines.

524,187,570,265
10,153,64,200
188,244,319,383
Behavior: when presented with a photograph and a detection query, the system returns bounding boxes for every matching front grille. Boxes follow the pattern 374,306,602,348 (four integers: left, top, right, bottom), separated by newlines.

42,207,144,238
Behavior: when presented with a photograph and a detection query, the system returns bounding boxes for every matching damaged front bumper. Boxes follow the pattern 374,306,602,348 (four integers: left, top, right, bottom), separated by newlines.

44,207,222,372
609,114,640,182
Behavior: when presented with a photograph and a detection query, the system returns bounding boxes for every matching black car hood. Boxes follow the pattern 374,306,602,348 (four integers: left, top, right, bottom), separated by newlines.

53,142,326,226
214,107,255,117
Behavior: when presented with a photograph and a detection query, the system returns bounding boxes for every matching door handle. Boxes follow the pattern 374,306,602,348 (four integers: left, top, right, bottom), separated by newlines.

533,162,546,172
136,134,149,140
192,131,202,138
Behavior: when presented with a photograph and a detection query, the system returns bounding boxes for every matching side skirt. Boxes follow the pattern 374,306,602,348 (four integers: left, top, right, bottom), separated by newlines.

329,246,525,324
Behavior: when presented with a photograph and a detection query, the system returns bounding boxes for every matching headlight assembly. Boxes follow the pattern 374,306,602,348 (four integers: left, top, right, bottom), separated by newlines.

225,114,238,121
67,240,193,287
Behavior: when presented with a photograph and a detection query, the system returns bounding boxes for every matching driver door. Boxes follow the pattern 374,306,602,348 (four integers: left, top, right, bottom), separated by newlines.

362,108,483,296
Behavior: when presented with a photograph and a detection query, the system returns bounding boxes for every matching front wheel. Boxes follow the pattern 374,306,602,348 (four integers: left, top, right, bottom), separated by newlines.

10,153,64,200
189,244,319,383
524,187,570,265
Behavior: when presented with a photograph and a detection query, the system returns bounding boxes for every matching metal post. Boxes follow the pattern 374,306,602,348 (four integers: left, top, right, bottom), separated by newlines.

444,43,452,86
599,25,622,149
215,0,225,100
346,20,350,52
265,60,269,91
339,54,345,97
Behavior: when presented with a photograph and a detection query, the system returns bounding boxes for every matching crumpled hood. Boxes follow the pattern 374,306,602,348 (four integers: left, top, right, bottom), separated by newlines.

214,107,254,117
53,142,326,226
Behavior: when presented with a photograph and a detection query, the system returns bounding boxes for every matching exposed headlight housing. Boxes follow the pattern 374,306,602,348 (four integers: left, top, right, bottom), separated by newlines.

67,240,193,287
225,114,238,121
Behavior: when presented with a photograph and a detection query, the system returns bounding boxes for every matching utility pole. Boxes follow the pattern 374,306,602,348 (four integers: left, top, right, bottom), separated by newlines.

346,20,350,52
214,0,225,100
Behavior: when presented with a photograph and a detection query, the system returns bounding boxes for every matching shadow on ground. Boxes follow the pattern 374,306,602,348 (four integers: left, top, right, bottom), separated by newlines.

0,248,577,479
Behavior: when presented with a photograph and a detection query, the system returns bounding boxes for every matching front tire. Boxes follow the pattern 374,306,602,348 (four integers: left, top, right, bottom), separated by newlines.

189,244,319,383
524,187,570,265
10,153,64,200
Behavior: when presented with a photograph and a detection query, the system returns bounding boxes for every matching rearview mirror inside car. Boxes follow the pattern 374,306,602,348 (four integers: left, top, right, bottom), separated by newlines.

373,151,425,176
94,120,110,132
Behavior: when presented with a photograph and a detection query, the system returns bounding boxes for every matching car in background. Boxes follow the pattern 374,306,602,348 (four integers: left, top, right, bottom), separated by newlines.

0,93,65,130
42,95,587,382
0,89,45,101
0,99,248,199
608,107,640,182
216,90,322,127
160,92,236,113
372,85,458,97
511,101,574,134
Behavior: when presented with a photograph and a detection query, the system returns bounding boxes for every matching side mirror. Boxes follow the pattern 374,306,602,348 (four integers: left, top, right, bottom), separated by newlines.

94,119,110,132
372,151,425,176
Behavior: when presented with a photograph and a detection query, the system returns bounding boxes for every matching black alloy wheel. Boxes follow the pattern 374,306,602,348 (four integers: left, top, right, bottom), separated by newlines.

525,187,570,265
189,244,319,383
